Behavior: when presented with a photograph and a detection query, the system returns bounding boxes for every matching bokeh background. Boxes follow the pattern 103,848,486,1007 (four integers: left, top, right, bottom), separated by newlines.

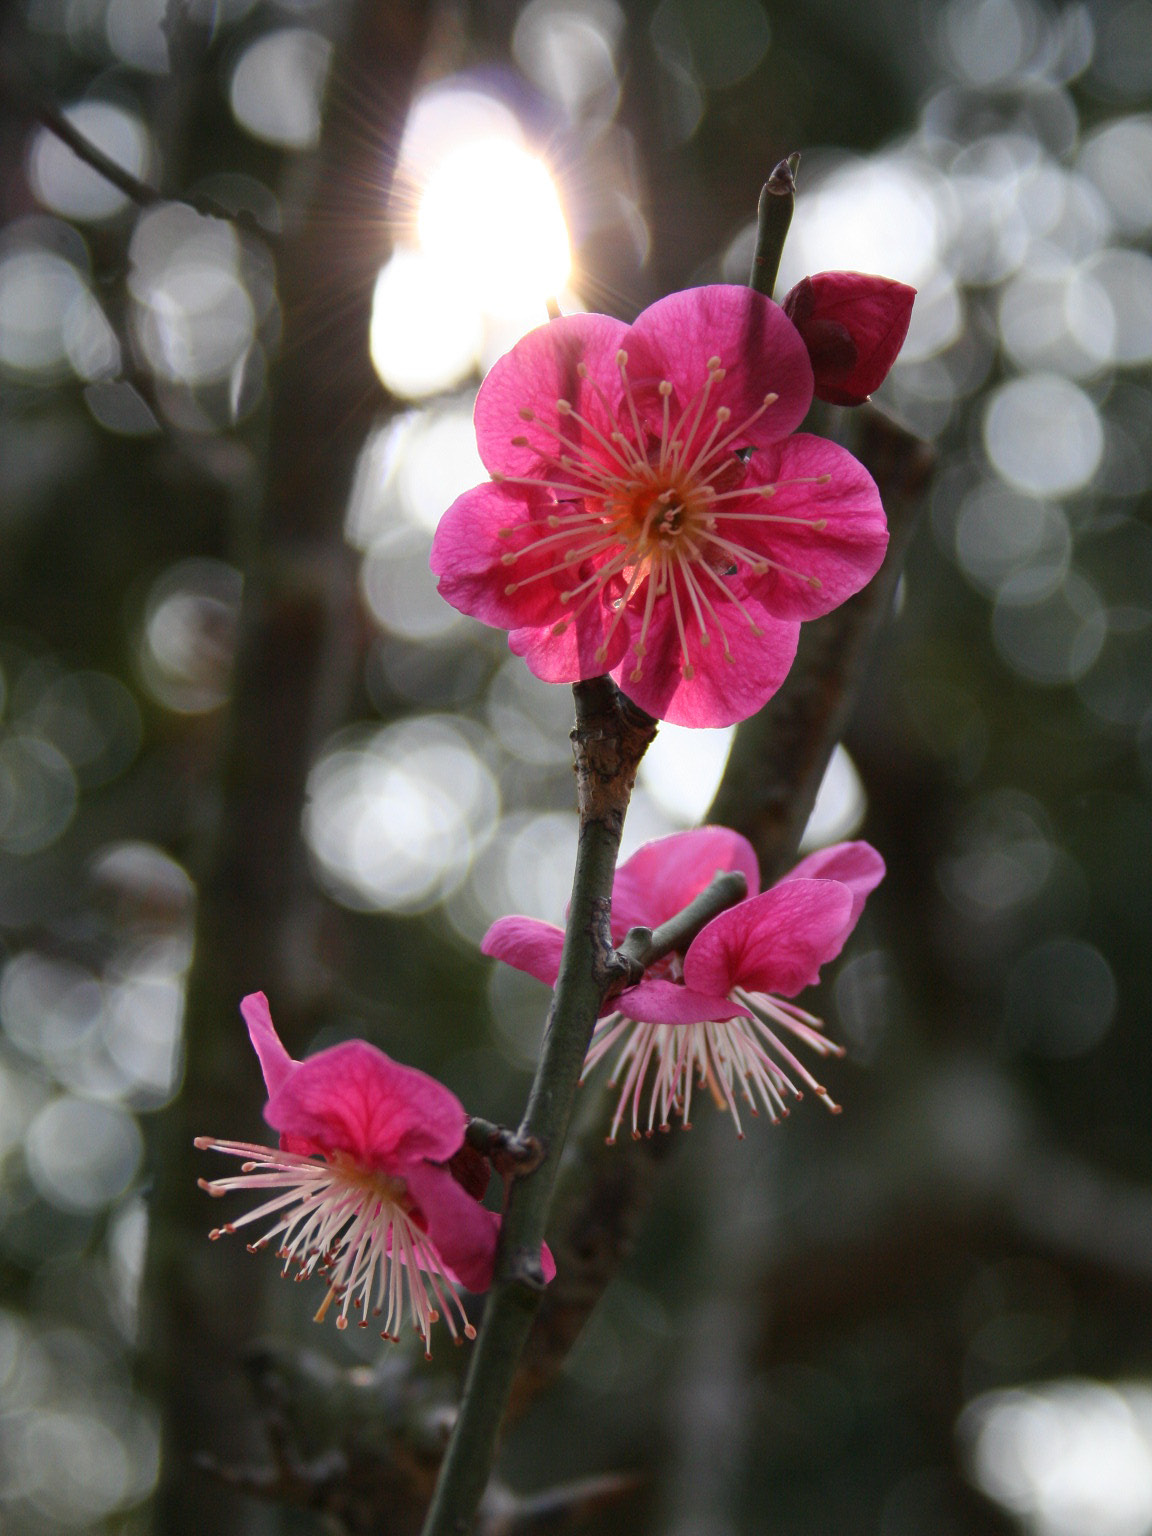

2,0,1152,1532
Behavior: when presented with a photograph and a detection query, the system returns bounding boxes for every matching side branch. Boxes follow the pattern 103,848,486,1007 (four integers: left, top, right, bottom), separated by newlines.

612,869,749,990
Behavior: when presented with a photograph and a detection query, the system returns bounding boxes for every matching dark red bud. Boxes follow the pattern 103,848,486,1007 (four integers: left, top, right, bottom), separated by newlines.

783,271,916,407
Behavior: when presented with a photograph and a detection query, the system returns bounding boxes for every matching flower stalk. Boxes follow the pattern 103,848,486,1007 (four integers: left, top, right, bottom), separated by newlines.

419,677,656,1536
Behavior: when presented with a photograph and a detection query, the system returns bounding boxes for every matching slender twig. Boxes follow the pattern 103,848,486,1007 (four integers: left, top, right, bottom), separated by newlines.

0,68,273,236
748,153,800,299
419,678,657,1536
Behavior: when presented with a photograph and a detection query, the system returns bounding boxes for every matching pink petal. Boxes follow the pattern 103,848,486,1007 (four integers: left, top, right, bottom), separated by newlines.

401,1161,502,1293
783,272,915,406
431,480,573,632
611,585,798,727
264,1040,465,1168
617,977,752,1025
611,827,761,937
403,1162,555,1290
786,840,885,927
474,312,629,479
622,285,814,451
240,992,296,1097
684,879,854,998
509,602,630,684
738,434,888,620
481,916,565,987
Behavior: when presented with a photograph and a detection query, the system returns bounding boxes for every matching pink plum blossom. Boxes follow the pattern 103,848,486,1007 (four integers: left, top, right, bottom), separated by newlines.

483,829,884,1141
782,272,916,407
197,993,554,1354
431,285,889,727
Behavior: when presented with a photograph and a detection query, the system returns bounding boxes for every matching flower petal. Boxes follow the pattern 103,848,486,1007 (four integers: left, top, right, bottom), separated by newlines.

617,977,751,1025
738,435,888,620
783,272,915,406
623,285,814,450
264,1040,466,1168
684,878,854,998
786,840,885,927
240,992,296,1097
509,604,630,684
431,480,572,632
403,1162,556,1290
402,1161,502,1293
610,826,761,937
474,312,628,479
611,586,798,727
481,916,565,986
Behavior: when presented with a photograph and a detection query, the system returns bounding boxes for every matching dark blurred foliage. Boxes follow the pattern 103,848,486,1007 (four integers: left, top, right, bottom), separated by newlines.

1,0,1151,1533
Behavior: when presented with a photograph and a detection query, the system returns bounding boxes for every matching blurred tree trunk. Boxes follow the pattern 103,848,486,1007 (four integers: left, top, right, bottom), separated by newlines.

142,4,433,1531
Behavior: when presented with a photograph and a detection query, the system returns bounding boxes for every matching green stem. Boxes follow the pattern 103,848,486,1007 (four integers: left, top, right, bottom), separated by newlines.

613,869,748,985
748,153,800,298
420,678,656,1536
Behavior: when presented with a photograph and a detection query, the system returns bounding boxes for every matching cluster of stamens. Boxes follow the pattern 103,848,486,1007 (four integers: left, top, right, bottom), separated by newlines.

493,350,832,683
196,1140,475,1356
582,982,845,1143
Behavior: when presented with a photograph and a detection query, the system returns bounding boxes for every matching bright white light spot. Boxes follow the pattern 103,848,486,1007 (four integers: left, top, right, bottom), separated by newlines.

799,743,867,852
961,1380,1152,1536
418,139,571,314
25,1097,142,1212
28,102,151,221
369,250,483,399
776,157,943,294
639,722,734,824
399,88,524,184
229,29,332,149
984,374,1103,495
305,719,500,912
0,252,92,378
513,0,624,117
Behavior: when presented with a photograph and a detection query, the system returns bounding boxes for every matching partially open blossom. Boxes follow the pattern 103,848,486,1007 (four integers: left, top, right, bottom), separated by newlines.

782,271,916,407
431,285,888,727
197,993,554,1354
483,828,884,1141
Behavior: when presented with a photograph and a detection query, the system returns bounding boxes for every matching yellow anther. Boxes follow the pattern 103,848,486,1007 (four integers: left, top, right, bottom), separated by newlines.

707,355,721,369
683,663,695,679
658,380,673,396
557,399,572,414
577,362,589,377
616,349,628,366
511,435,530,447
763,391,779,406
818,473,832,484
518,407,534,421
501,552,517,565
497,527,514,539
715,406,731,422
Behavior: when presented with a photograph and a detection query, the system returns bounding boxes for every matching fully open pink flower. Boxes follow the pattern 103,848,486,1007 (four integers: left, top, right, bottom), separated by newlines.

782,272,916,407
483,829,884,1141
197,994,554,1353
431,285,889,727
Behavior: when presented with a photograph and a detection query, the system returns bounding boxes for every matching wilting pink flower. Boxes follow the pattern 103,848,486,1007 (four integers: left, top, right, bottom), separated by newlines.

782,271,916,407
197,993,554,1354
431,285,888,727
483,829,884,1141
